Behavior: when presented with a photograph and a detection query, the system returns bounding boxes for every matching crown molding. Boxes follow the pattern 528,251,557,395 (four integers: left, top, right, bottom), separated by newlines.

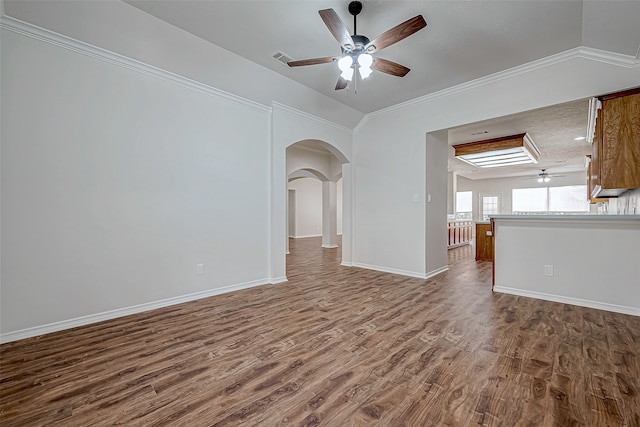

367,46,640,119
0,15,272,114
352,115,369,135
271,101,353,134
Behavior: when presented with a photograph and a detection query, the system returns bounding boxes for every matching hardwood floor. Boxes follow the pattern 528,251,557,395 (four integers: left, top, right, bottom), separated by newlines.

1,237,638,426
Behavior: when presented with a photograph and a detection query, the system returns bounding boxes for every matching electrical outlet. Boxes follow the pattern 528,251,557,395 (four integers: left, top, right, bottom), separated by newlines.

196,264,204,275
544,265,554,276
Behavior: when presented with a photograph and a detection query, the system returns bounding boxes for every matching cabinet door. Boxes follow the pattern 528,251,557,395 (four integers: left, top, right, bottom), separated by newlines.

601,92,640,190
475,223,493,261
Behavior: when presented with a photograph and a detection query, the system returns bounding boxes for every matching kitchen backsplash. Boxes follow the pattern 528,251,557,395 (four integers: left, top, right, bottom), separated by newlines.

610,188,640,215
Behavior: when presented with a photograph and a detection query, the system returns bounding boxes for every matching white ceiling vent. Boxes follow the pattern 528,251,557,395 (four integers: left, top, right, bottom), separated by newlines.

272,51,294,66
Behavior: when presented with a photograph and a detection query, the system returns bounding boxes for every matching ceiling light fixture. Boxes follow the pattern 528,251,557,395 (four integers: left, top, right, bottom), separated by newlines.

357,53,373,79
452,133,540,168
537,169,551,183
338,55,354,80
337,51,373,82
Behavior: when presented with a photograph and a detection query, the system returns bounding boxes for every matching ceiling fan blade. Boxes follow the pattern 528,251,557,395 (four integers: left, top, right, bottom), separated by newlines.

319,8,355,50
372,57,410,77
287,56,337,67
335,76,348,90
365,15,427,53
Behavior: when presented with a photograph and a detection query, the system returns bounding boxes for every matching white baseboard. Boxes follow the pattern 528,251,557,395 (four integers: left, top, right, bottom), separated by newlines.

350,262,448,280
321,244,338,248
292,234,322,239
425,265,450,279
493,286,640,316
340,261,353,267
0,278,273,344
270,276,288,284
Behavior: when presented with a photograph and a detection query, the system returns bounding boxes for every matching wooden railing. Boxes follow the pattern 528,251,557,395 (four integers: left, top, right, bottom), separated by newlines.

447,220,473,249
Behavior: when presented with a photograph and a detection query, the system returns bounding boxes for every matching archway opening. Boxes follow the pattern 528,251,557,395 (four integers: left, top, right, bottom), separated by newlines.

286,140,346,262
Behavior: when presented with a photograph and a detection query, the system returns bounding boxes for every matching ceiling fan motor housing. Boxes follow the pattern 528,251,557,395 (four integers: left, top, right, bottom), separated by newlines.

341,34,371,55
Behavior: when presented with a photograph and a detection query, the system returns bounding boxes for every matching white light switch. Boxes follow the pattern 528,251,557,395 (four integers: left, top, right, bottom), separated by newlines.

196,264,204,275
427,194,432,203
544,265,553,276
413,193,420,202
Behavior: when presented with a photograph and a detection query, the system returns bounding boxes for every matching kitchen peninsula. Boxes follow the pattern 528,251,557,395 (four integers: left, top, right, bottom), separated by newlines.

491,214,640,316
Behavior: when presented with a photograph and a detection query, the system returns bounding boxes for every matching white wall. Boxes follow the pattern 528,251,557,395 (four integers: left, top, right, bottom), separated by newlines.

1,29,271,337
286,146,335,179
352,119,427,278
337,178,343,235
1,7,357,340
287,178,343,239
288,178,322,238
493,216,640,316
354,54,639,279
2,0,364,129
425,132,449,276
457,171,589,222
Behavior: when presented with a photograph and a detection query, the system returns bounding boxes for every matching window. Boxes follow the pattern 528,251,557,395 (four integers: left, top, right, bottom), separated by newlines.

455,191,472,220
549,185,589,212
480,194,501,221
513,188,547,212
512,185,588,214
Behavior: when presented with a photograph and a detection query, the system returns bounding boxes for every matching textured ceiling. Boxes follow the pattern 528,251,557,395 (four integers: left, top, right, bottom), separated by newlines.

447,99,591,180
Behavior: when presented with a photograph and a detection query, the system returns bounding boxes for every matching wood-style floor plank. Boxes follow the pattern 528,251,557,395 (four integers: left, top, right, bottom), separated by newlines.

1,237,639,426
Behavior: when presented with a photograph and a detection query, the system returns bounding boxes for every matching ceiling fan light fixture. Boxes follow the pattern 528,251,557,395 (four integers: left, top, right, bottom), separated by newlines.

338,55,353,72
359,66,373,79
357,53,373,79
338,55,354,81
357,53,373,68
341,67,354,81
544,176,551,183
452,133,540,169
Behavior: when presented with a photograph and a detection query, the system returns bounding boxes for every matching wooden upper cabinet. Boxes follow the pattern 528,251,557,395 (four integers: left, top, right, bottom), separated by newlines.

585,155,608,203
589,87,640,198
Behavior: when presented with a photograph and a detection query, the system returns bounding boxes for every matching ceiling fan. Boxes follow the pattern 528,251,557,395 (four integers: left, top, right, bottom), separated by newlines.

287,1,427,90
523,169,566,182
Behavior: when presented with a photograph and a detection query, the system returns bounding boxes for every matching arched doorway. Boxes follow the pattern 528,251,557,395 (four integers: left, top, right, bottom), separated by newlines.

286,140,347,257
